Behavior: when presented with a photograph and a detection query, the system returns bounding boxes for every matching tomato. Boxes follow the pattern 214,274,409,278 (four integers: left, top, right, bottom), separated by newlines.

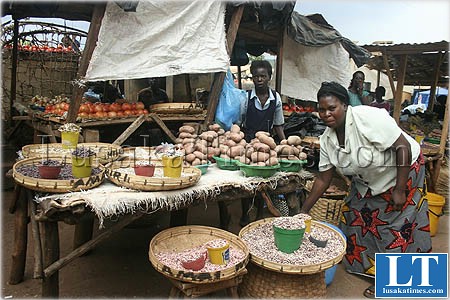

102,104,110,112
110,103,120,112
143,109,149,115
79,104,89,113
123,110,132,116
136,109,144,115
94,104,103,112
107,111,117,118
136,102,145,110
78,112,88,118
116,111,124,117
122,103,132,111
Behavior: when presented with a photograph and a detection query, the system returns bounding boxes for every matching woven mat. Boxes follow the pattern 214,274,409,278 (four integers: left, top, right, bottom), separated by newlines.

36,165,312,227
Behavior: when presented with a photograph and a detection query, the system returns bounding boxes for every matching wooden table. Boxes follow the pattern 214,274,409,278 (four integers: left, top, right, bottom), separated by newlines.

9,169,312,297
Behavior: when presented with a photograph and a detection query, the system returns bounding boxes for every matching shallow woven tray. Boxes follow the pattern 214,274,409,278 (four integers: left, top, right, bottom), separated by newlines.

22,142,122,164
239,218,346,274
13,157,105,193
149,225,249,283
106,163,201,191
149,103,204,114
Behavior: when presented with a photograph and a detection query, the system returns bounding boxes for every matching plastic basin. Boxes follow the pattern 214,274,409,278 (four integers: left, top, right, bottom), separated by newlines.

194,162,210,175
38,165,62,179
236,161,280,178
212,156,239,171
279,159,307,172
134,165,155,177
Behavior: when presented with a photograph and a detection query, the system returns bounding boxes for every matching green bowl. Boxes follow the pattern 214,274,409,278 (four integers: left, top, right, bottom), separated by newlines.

235,161,280,178
279,159,307,172
212,156,240,171
194,162,211,175
425,137,440,144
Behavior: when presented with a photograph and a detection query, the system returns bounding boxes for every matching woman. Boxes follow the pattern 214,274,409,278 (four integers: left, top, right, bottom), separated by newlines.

348,71,370,106
300,82,431,298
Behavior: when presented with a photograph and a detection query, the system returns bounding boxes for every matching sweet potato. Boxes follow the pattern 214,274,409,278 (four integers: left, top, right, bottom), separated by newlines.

287,135,302,146
193,151,207,160
191,158,201,166
208,124,221,132
280,139,288,145
255,131,270,139
179,125,196,134
299,152,308,160
230,124,241,133
185,153,196,163
265,157,279,166
258,135,276,149
251,151,270,163
253,142,270,152
229,132,242,143
228,145,245,158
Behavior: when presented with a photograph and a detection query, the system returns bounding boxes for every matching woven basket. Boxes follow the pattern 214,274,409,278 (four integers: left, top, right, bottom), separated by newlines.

239,262,326,298
22,142,122,164
106,163,201,191
309,198,345,226
238,218,346,274
13,156,105,193
148,225,249,283
149,103,204,114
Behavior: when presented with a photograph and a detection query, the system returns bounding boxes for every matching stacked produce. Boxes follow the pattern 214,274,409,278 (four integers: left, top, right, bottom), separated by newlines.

237,130,277,166
218,124,246,161
176,124,222,166
76,101,148,120
275,135,308,161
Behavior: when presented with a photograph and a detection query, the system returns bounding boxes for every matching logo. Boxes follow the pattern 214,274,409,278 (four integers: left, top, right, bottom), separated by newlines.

375,253,448,298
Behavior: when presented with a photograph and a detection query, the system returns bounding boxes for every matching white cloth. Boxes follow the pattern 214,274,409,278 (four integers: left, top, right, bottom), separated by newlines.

281,34,352,102
319,105,420,196
36,165,306,227
85,1,229,81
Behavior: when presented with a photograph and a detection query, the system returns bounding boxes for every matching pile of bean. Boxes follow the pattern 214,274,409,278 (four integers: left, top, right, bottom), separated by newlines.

72,147,96,158
241,223,344,266
156,243,246,273
205,239,228,249
293,213,312,223
40,159,61,166
272,217,305,230
17,164,102,180
58,123,81,133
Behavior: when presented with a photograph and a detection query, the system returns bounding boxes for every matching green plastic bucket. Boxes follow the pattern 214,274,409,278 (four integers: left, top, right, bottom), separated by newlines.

273,225,306,253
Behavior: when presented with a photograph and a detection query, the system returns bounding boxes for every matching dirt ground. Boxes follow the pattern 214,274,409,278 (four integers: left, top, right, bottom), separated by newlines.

1,184,448,299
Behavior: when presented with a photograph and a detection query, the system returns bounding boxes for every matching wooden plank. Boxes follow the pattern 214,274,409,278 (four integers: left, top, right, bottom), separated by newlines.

204,5,244,127
427,52,445,112
67,4,106,123
113,114,146,145
148,113,177,143
382,53,396,96
393,55,408,123
43,213,143,278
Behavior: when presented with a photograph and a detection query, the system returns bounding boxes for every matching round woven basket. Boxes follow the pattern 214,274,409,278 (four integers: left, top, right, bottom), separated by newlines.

13,156,105,193
149,225,249,283
106,163,201,191
239,218,346,274
22,142,122,164
309,198,345,226
149,103,204,114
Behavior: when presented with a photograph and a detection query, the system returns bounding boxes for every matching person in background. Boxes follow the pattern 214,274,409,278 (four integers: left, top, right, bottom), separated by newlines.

237,59,286,226
300,81,431,299
433,95,447,120
369,86,390,112
347,71,370,106
137,78,169,109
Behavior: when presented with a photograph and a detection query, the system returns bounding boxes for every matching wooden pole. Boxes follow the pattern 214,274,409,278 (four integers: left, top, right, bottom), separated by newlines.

8,186,28,285
382,54,396,96
376,70,381,87
427,52,444,112
275,28,284,93
30,195,44,279
67,4,106,123
393,55,408,123
204,5,244,127
9,19,19,128
237,65,242,89
41,221,59,298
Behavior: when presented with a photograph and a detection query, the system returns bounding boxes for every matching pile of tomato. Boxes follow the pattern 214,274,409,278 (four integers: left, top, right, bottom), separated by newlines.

282,104,316,113
3,44,75,53
43,101,149,119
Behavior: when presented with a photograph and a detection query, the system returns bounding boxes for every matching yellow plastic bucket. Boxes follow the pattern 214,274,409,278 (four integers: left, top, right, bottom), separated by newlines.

162,156,183,178
426,192,445,237
71,155,93,178
207,242,230,265
61,131,80,149
414,134,425,145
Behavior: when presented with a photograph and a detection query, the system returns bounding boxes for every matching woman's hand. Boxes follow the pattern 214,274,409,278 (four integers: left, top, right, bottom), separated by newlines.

391,188,406,211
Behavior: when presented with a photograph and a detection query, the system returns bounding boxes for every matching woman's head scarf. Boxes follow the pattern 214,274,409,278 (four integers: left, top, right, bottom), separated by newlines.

317,81,349,105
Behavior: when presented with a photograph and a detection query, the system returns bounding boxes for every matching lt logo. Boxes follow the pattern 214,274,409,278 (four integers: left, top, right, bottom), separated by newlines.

375,253,448,298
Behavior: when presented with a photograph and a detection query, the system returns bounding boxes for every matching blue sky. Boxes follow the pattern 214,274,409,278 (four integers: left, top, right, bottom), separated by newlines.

295,0,450,45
